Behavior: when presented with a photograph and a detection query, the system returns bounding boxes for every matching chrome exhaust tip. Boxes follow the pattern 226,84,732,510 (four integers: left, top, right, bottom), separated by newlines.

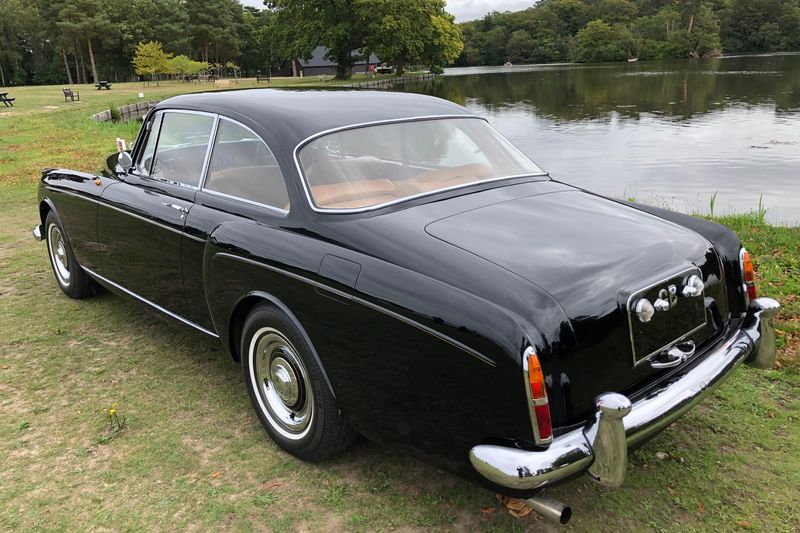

524,496,572,524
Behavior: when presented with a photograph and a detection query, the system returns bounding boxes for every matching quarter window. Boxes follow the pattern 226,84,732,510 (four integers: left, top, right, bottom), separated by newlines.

204,119,289,210
149,112,215,188
136,112,163,177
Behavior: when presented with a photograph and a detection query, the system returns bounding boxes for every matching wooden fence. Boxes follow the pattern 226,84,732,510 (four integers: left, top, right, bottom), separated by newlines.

90,101,160,122
348,73,436,89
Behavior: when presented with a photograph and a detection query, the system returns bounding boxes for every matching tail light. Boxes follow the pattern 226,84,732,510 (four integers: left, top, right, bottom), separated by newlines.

524,348,553,443
740,248,757,303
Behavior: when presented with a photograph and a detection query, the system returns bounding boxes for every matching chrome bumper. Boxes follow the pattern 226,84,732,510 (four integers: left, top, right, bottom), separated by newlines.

470,297,780,491
33,224,43,241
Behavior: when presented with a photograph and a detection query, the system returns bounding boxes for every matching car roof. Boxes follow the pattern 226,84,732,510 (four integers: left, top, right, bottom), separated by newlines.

156,89,475,154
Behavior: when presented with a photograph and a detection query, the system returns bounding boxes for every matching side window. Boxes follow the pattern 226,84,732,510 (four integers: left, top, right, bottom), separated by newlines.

204,119,290,210
149,112,215,188
135,112,163,176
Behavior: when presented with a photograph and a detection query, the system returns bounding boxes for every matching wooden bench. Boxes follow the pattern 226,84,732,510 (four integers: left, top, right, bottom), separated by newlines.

256,75,270,83
95,81,112,90
0,92,14,107
63,88,80,102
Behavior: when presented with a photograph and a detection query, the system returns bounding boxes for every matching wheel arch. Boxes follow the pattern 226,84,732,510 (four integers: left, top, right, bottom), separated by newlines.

39,198,56,228
227,291,337,399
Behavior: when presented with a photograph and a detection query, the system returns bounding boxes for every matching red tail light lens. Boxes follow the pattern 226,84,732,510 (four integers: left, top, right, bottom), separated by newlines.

525,349,553,443
534,404,553,440
741,249,758,302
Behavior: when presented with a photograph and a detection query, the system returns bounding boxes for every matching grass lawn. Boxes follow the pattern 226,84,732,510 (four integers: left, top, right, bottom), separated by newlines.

1,81,798,532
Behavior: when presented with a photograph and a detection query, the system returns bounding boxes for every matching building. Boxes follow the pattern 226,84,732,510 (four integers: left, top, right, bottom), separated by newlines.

293,46,380,77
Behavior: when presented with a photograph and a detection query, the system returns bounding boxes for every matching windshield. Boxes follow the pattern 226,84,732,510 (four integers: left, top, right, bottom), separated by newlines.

297,118,545,210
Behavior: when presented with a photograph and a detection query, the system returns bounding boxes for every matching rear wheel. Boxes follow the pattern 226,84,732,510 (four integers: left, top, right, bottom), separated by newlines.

45,211,93,299
241,304,356,461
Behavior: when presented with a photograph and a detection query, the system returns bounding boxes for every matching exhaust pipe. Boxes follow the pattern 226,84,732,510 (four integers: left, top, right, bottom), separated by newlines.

524,496,572,524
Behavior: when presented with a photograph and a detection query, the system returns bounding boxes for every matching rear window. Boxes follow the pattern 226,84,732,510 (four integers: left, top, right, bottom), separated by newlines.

297,118,544,210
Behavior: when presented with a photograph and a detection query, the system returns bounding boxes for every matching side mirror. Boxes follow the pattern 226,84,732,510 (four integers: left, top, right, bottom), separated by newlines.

118,151,133,171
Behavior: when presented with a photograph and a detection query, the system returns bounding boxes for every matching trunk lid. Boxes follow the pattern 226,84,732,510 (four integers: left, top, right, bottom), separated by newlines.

425,189,726,425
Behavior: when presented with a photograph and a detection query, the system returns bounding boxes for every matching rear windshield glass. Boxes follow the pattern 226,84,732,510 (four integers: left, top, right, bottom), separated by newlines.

297,118,544,210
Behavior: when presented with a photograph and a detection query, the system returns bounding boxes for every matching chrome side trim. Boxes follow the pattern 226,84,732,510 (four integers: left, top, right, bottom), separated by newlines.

469,298,779,491
32,224,43,241
83,267,219,338
54,188,205,243
214,252,495,366
202,188,289,215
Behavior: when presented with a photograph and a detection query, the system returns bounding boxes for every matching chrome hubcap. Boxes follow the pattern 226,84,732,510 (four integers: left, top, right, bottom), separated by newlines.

47,223,70,285
250,329,313,439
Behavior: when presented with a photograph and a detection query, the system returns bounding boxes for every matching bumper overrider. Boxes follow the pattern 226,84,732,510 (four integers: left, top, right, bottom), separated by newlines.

470,297,781,491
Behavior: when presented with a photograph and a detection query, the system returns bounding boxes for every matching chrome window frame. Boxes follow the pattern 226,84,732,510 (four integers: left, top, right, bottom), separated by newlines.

199,115,290,216
292,115,549,214
134,109,219,191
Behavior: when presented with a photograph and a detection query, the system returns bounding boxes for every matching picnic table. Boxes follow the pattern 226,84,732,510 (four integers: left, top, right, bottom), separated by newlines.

95,81,112,90
0,92,14,107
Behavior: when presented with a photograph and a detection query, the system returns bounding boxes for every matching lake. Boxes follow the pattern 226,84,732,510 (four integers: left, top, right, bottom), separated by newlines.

404,54,800,225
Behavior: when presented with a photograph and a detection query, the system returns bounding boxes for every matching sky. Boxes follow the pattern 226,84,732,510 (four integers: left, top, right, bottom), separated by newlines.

238,0,534,22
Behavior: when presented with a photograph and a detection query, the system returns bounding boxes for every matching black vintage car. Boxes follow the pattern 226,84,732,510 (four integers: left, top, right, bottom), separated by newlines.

34,90,779,523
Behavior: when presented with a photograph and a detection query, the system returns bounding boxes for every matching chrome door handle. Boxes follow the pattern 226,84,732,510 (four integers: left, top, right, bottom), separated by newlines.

162,202,189,213
651,341,696,369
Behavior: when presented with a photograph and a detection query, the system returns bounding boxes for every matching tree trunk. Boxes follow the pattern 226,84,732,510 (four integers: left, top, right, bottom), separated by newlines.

688,14,694,34
73,43,83,84
87,37,99,83
203,42,209,64
396,62,405,76
62,49,74,84
0,58,6,87
335,50,350,79
77,41,88,84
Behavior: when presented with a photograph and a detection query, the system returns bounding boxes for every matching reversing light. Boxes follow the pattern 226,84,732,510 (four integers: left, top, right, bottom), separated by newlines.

740,249,758,303
525,348,553,443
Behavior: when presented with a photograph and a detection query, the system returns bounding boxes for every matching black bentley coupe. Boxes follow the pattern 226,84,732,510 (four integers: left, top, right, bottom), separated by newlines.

34,90,779,523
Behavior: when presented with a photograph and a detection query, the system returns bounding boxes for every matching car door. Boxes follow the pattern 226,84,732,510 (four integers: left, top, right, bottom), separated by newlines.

181,117,291,330
98,110,216,325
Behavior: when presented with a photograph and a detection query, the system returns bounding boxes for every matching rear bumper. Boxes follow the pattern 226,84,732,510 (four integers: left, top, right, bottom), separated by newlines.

33,224,43,241
470,297,781,491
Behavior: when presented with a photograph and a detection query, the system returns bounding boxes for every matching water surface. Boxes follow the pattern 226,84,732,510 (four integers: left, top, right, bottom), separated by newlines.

404,54,800,225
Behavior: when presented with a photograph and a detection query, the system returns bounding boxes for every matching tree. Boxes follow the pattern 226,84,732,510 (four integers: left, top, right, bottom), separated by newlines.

133,41,172,84
359,0,463,74
185,0,244,64
168,54,208,78
55,0,111,82
573,20,635,62
271,0,366,79
506,30,537,64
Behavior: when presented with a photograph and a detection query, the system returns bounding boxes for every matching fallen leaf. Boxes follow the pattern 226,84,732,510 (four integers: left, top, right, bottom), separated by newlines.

265,481,282,489
697,503,705,514
655,451,669,460
480,507,497,516
768,412,776,419
211,471,221,478
667,486,676,496
736,520,751,528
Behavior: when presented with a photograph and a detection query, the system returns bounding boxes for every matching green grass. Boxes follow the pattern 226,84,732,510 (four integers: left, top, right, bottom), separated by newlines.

1,83,799,531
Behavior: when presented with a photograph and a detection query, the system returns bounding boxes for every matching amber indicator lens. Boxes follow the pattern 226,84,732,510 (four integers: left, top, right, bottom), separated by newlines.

527,351,553,441
742,251,757,301
528,353,547,400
